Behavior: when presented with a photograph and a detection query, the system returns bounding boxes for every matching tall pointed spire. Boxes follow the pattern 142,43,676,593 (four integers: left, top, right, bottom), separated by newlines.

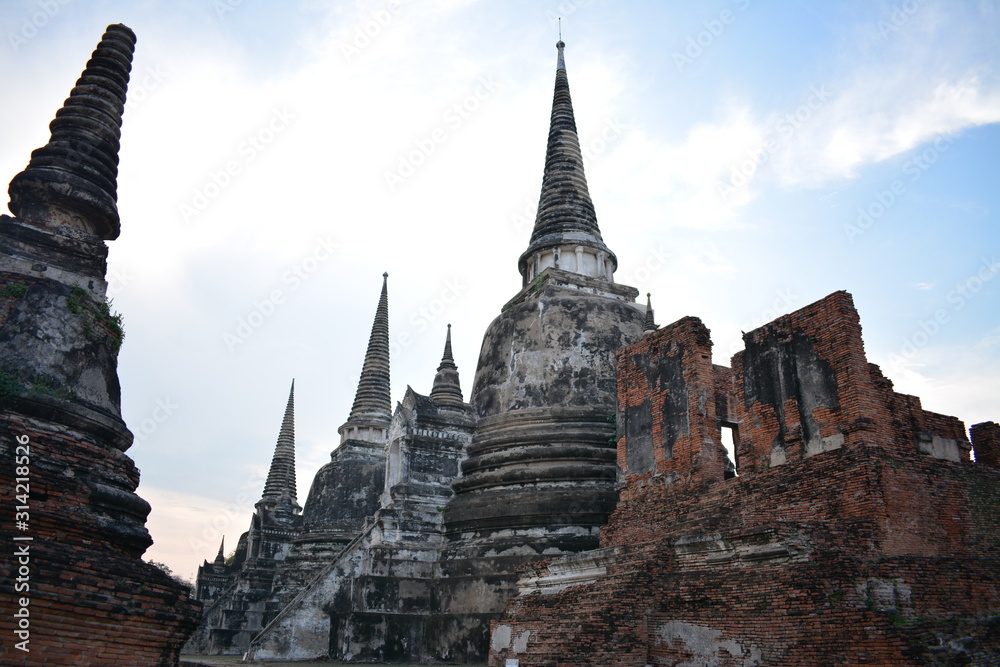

213,537,226,566
430,324,464,410
518,39,618,287
644,293,658,332
338,273,392,446
259,380,300,515
8,24,136,240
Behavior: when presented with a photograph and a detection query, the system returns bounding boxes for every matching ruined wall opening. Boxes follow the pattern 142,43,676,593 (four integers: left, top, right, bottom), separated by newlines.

721,422,739,478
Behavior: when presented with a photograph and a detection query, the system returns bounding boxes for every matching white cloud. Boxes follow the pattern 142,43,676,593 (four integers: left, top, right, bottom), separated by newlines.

877,328,1000,430
769,3,1000,187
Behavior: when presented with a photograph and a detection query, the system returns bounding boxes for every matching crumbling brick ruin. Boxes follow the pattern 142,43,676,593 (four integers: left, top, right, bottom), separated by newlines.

0,25,200,665
3,17,995,666
490,291,1000,665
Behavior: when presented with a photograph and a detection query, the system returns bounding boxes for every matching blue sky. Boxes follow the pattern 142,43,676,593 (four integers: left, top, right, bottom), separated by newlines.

1,0,997,580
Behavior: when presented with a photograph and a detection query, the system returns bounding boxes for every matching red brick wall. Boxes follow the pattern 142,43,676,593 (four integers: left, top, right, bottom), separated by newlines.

615,317,723,482
0,408,201,665
731,291,886,472
972,421,1000,468
492,446,1000,666
490,292,999,666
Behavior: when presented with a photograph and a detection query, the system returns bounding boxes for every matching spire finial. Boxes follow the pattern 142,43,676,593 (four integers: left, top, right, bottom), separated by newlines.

558,17,562,42
339,274,392,445
644,293,657,333
8,24,136,239
517,33,617,286
430,324,464,410
214,537,226,566
259,380,300,516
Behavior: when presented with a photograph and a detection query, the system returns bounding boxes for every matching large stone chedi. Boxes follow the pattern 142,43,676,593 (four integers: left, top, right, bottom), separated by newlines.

444,39,647,560
0,25,200,665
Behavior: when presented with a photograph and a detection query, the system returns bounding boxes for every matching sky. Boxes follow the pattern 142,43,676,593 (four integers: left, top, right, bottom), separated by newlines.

1,0,998,581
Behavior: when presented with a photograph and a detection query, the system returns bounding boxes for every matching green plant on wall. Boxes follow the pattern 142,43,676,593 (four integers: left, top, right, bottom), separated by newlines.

0,369,70,400
66,286,125,352
0,369,22,396
531,272,549,296
0,283,28,298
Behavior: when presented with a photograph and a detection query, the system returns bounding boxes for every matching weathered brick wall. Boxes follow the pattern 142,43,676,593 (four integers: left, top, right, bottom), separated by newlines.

607,316,726,546
615,318,724,480
732,291,882,472
490,291,999,666
972,421,1000,468
492,443,1000,666
0,411,201,665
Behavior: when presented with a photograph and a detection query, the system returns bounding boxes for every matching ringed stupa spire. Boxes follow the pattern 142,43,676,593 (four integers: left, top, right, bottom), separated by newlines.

214,537,226,566
430,324,464,410
517,38,617,287
338,273,392,446
259,380,300,515
8,24,136,240
644,293,658,332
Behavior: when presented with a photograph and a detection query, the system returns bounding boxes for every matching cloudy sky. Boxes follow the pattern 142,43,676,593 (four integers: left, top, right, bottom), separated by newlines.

1,0,998,580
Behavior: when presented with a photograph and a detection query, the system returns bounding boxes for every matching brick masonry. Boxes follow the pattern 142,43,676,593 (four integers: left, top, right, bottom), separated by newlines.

490,291,999,666
972,421,1000,469
0,414,200,666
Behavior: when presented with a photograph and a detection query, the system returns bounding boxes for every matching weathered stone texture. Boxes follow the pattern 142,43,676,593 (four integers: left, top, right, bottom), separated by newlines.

247,387,477,663
490,291,999,666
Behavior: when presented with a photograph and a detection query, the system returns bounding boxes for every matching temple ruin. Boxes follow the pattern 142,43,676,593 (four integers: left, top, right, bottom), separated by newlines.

1,20,993,666
187,37,999,665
